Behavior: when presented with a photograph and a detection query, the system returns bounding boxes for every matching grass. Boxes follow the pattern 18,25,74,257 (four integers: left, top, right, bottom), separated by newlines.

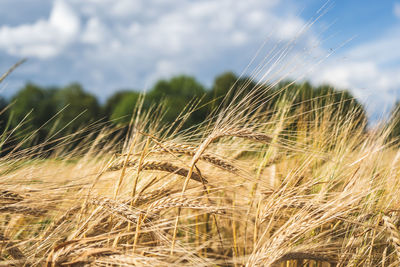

0,85,399,267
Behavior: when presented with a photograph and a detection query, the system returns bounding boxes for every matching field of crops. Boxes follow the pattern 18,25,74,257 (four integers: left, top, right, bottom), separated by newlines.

1,82,400,266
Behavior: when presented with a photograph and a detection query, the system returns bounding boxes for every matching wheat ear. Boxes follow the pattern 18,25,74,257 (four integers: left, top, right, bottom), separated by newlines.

0,204,46,216
0,233,25,260
217,129,272,144
108,160,208,184
272,251,338,266
146,196,225,217
0,189,24,203
382,215,400,262
119,142,239,173
154,143,239,173
92,198,141,223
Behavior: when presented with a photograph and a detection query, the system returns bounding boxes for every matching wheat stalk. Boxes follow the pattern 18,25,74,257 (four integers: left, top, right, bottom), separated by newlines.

143,161,208,183
42,205,81,237
0,58,27,84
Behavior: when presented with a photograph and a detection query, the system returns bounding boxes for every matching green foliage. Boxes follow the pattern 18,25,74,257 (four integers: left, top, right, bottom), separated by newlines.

273,80,367,134
148,75,207,126
208,71,260,111
0,96,9,130
110,91,142,124
51,83,101,133
103,90,134,120
0,72,370,153
314,84,366,124
209,71,237,102
10,83,56,141
388,101,400,142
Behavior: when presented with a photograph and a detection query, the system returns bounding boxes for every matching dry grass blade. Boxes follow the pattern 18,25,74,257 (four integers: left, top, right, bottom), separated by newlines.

42,206,81,237
0,58,27,84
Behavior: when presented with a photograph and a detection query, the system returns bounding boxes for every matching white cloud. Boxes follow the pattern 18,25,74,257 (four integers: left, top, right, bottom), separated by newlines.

110,0,144,17
7,0,398,122
0,0,79,58
394,2,400,18
81,17,107,44
311,25,400,118
314,61,389,95
0,0,398,123
346,29,400,65
62,0,316,89
0,0,315,81
275,16,305,40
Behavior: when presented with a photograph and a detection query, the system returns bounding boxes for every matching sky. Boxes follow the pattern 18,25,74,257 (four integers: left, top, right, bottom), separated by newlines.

0,0,399,121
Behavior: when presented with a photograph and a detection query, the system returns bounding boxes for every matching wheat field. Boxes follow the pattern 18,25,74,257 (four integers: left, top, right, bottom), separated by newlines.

0,71,400,267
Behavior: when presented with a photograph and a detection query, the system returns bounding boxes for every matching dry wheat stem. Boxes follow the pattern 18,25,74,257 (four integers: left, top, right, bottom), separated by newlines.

114,132,139,199
132,135,150,199
0,58,27,84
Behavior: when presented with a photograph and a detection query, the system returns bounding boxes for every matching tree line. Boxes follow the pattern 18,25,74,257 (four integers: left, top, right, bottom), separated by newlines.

1,71,388,153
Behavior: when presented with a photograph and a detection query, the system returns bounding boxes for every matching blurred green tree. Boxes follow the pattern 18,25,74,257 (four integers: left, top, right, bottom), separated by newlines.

103,90,134,120
208,71,260,110
52,83,101,133
10,83,56,142
110,91,143,124
273,80,367,134
148,75,207,127
388,101,400,142
0,96,9,130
